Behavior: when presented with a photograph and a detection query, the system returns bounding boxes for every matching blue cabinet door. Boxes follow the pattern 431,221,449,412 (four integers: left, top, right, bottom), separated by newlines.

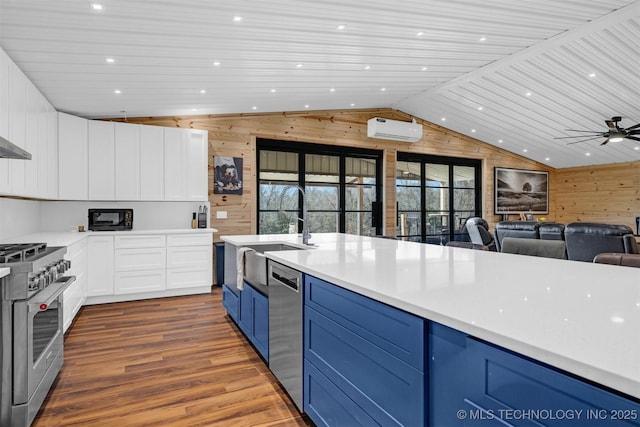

251,289,269,361
238,283,252,336
429,322,640,427
222,284,239,322
304,275,425,427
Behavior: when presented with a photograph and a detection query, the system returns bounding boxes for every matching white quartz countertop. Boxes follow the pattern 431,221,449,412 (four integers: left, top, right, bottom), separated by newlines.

2,228,217,248
0,267,9,279
222,233,640,399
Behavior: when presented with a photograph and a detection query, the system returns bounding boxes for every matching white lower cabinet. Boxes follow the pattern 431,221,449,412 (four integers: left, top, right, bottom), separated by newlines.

114,235,166,294
62,238,88,332
87,235,115,296
166,233,212,290
84,231,211,304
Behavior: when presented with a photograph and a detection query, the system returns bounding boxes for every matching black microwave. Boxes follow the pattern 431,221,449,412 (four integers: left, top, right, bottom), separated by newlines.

88,209,133,231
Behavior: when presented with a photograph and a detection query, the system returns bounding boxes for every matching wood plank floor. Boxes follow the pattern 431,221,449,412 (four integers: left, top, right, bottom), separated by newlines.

34,287,312,427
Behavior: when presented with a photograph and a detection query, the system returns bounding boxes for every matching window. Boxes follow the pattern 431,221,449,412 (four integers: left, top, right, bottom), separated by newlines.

396,153,481,244
258,139,383,236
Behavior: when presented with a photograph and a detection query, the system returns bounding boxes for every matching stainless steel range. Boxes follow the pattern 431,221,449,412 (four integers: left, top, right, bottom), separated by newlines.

0,243,75,427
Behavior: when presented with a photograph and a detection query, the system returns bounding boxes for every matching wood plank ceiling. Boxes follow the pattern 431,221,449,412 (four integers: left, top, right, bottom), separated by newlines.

0,0,638,168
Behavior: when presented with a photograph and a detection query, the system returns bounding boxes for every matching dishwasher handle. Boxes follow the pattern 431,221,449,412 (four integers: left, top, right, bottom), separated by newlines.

268,262,301,292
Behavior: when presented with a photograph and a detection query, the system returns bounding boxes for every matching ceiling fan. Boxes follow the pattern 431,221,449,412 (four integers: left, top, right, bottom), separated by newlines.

554,116,640,145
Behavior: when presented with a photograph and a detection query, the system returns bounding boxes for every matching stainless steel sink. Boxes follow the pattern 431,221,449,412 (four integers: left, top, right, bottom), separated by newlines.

242,244,306,293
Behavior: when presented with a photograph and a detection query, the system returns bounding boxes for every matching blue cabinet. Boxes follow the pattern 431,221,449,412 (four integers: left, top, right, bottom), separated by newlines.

235,283,269,361
303,274,425,427
429,322,640,426
222,284,239,322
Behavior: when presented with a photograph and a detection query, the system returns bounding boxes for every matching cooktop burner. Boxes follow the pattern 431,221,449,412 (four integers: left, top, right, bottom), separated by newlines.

0,243,48,263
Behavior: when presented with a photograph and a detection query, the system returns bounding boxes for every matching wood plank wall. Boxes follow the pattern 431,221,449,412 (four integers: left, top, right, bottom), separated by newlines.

554,161,640,230
119,108,640,240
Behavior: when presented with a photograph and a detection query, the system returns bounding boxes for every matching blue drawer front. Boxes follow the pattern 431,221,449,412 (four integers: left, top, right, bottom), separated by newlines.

222,284,239,322
251,289,269,361
306,306,424,426
304,360,379,427
305,274,424,370
465,338,640,427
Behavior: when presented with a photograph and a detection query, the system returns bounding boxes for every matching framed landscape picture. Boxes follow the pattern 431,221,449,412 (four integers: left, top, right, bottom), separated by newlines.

494,167,548,214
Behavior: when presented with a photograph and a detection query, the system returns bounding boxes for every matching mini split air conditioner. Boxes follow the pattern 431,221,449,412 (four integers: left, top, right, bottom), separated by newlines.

367,117,423,143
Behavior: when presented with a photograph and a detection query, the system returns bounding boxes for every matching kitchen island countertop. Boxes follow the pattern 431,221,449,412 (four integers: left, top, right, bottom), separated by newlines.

221,232,640,400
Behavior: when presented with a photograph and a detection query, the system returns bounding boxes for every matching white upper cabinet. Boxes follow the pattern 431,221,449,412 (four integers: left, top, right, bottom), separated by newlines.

45,105,58,199
164,128,208,201
115,122,140,200
163,127,187,201
58,112,88,200
88,120,115,200
0,50,10,194
187,130,208,201
8,60,27,195
24,82,41,197
140,125,164,200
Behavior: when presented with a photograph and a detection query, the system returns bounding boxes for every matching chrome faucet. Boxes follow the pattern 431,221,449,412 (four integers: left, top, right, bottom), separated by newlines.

281,184,312,245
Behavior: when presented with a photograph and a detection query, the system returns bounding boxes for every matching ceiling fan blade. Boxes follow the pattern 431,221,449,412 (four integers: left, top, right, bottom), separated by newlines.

600,138,609,146
563,129,602,133
625,123,640,131
625,136,640,142
554,134,604,139
566,136,603,145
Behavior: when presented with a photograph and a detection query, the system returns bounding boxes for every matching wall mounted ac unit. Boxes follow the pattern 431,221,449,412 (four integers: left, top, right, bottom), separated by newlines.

367,117,423,142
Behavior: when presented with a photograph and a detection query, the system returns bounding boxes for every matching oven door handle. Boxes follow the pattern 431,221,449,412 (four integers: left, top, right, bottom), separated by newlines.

28,275,76,312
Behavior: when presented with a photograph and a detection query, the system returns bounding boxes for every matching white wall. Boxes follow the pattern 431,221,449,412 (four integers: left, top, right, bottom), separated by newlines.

0,198,41,239
39,201,211,231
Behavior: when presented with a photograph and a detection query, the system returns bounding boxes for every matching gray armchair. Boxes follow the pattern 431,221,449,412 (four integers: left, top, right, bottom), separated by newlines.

494,221,540,251
564,222,639,262
465,217,497,251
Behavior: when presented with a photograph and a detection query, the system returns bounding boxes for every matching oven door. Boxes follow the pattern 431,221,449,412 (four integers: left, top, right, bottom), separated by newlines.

12,276,75,406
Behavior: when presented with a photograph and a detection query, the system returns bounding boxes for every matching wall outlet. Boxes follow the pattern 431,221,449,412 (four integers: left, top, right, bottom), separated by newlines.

216,211,227,219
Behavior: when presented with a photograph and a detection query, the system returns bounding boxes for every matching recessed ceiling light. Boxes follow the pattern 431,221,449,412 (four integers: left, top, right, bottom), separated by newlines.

213,61,220,66
350,103,355,107
192,108,197,112
233,16,242,22
296,64,304,68
589,73,596,78
586,152,591,156
471,129,476,133
421,67,428,71
91,3,103,10
105,58,115,63
270,89,276,93
498,139,503,143
479,37,487,42
381,87,386,91
525,92,532,96
200,89,206,94
337,25,345,30
417,32,424,36
252,106,257,110
364,66,371,70
523,149,528,152
441,117,446,121
304,104,310,109
477,106,483,111
114,89,121,94
545,157,550,161
330,88,335,92
634,146,639,150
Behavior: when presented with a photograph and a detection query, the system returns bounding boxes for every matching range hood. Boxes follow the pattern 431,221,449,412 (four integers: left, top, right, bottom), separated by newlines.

0,135,31,159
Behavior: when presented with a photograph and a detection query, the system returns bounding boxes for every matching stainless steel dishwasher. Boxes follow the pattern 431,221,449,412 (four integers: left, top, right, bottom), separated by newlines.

267,259,303,410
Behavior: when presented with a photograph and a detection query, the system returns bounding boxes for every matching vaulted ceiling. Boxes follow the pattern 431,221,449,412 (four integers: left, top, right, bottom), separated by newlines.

1,0,638,168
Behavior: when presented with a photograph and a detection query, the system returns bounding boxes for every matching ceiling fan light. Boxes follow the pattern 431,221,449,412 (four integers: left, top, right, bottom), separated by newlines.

609,136,624,143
